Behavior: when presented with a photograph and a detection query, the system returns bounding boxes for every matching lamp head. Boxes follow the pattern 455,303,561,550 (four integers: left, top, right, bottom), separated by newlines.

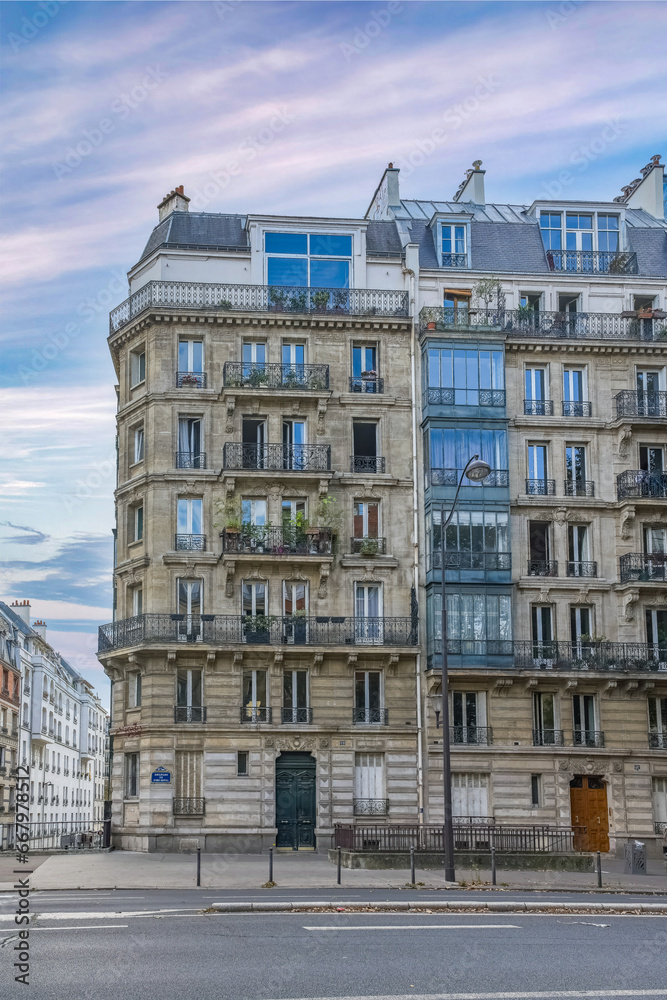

464,457,491,482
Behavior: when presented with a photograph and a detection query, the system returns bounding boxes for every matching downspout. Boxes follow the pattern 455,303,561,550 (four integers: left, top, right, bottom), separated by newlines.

403,250,424,825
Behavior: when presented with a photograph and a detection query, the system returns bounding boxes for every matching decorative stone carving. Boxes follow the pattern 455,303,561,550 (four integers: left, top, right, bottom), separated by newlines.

317,399,327,435
558,760,570,771
620,505,636,540
311,653,323,676
318,562,330,599
225,396,236,433
553,507,568,524
612,761,624,772
622,589,639,622
618,425,633,458
271,736,316,751
318,738,330,749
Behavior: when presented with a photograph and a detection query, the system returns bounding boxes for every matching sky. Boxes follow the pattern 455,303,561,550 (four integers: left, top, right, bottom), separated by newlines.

1,0,666,708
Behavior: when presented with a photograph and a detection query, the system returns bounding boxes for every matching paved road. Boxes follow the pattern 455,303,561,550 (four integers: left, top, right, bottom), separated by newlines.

0,899,666,1000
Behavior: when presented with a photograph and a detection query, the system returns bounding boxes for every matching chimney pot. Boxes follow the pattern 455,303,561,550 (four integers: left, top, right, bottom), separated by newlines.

157,185,191,222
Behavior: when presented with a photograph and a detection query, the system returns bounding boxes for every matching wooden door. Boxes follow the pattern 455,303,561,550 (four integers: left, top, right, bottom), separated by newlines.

275,752,316,850
570,775,610,852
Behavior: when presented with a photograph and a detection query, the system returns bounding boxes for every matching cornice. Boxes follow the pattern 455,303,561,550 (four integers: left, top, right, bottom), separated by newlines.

505,339,667,357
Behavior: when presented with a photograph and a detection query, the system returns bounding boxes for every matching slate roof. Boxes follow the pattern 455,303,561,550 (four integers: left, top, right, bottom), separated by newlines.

0,602,34,638
627,227,667,277
365,220,403,256
140,212,249,260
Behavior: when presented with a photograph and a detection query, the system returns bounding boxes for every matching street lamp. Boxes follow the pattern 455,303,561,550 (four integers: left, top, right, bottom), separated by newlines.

440,454,491,882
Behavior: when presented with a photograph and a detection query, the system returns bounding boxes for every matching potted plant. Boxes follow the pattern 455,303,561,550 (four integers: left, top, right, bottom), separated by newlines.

312,289,330,312
427,321,436,331
219,299,233,310
268,288,287,311
315,494,344,540
215,495,242,542
244,614,276,644
288,291,308,312
359,537,379,557
248,367,268,388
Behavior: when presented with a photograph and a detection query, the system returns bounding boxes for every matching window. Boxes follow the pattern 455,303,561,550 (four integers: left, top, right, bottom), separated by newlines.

242,581,267,618
533,692,558,744
354,670,384,724
653,777,667,830
565,445,589,495
427,427,506,486
531,605,554,649
451,691,487,744
571,606,593,649
527,444,550,492
520,293,541,312
282,582,308,644
355,583,382,643
176,669,203,723
178,340,203,375
525,367,549,414
572,694,598,745
177,579,203,642
282,498,306,524
177,418,203,468
441,224,467,265
241,498,267,527
565,213,593,252
242,418,266,468
429,508,508,570
640,445,664,475
352,421,381,473
528,521,552,574
436,592,512,650
265,231,352,288
636,369,666,416
131,586,143,617
540,212,562,250
282,419,307,469
237,751,248,775
568,524,591,577
563,368,587,417
646,609,667,659
428,346,504,406
597,215,619,252
558,293,579,314
531,774,542,807
176,498,203,547
354,753,385,812
648,697,667,748
354,501,380,542
129,673,141,709
283,669,309,723
133,427,144,464
242,669,268,722
351,343,379,392
125,753,139,798
131,505,143,543
242,341,266,378
282,341,305,368
130,350,146,387
443,291,471,320
644,526,667,556
452,773,488,819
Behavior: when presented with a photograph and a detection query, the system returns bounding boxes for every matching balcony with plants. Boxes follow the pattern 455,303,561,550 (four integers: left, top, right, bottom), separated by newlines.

223,362,330,392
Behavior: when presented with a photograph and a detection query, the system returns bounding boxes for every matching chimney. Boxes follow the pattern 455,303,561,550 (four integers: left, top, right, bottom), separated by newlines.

10,600,31,625
453,160,485,205
617,155,664,220
365,163,401,220
33,620,47,640
157,184,190,223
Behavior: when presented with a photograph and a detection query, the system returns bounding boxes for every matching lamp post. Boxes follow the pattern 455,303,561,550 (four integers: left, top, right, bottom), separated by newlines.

440,454,491,882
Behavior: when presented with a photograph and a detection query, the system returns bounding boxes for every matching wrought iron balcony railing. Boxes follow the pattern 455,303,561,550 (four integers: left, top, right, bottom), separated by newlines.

450,726,493,746
349,376,384,394
223,525,333,556
533,729,566,746
617,471,667,501
566,561,598,578
353,798,389,816
562,401,592,417
223,362,330,391
546,249,638,274
430,468,509,487
619,552,667,583
173,797,205,815
525,479,556,495
99,614,418,652
524,399,554,416
564,480,595,497
110,281,410,333
223,442,331,472
353,708,389,725
648,732,667,749
572,729,605,748
175,534,206,551
176,371,207,388
174,706,207,723
441,253,468,268
351,536,387,556
427,387,506,407
429,550,511,572
419,306,658,340
615,390,667,419
654,821,667,834
240,707,272,724
527,560,558,577
427,638,667,672
175,451,206,470
350,455,385,474
280,707,313,724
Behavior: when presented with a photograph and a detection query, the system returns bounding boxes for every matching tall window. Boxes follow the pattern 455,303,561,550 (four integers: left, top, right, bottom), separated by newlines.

265,232,351,288
652,777,667,829
640,445,664,475
441,224,466,265
597,215,619,252
355,583,382,643
646,609,667,657
563,368,587,416
533,692,558,745
524,367,548,415
177,579,202,642
131,586,143,616
354,501,380,541
282,581,308,644
177,498,203,547
129,673,142,709
351,343,379,392
527,444,549,489
176,668,203,722
451,691,487,744
282,419,306,469
531,605,553,647
565,444,588,494
572,694,598,745
568,524,590,576
133,427,144,464
242,342,266,376
282,342,305,368
354,753,385,811
242,581,267,618
648,697,667,748
452,773,488,819
242,669,268,722
570,606,593,654
283,670,309,724
352,421,381,473
131,505,143,543
175,750,203,808
540,212,562,250
178,340,203,374
436,593,512,650
427,427,506,485
125,753,139,798
130,350,146,386
565,213,593,251
429,509,508,569
354,670,383,724
428,347,504,406
177,418,202,468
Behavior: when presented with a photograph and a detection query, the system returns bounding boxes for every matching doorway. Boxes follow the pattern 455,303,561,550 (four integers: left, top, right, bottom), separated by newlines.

570,775,609,852
275,752,316,850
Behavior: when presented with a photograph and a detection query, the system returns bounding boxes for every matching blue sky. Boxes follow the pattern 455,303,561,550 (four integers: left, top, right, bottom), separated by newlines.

1,0,665,707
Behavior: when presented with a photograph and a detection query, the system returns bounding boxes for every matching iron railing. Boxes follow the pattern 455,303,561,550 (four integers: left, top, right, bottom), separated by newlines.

527,560,559,577
648,732,667,749
450,726,493,746
617,471,667,500
533,728,566,746
525,479,556,495
351,536,387,556
427,388,506,408
222,526,333,556
223,362,330,391
441,253,468,268
428,551,511,572
334,823,579,853
176,371,207,388
349,376,384,394
174,706,207,723
0,821,103,853
427,638,667,672
546,249,638,274
615,391,667,419
566,561,598,578
564,480,595,497
524,399,554,416
110,281,410,333
175,534,206,551
175,451,206,469
563,401,592,417
572,730,605,748
350,455,386,474
353,708,389,725
240,707,272,724
354,798,389,816
173,797,205,815
419,306,656,340
654,821,667,834
281,707,313,724
223,442,331,472
430,468,508,487
619,553,667,583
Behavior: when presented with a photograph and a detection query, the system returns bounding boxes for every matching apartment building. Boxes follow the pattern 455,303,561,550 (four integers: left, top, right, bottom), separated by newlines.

368,154,667,856
99,190,420,851
0,612,21,826
0,601,108,832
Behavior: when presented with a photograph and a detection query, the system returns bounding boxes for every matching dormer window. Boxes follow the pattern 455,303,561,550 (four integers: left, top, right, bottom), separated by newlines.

598,214,619,251
540,213,562,250
265,232,352,288
441,224,467,267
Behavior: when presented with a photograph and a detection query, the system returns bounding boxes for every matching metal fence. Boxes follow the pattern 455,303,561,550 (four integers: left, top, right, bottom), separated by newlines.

0,821,103,852
334,823,580,853
419,306,659,340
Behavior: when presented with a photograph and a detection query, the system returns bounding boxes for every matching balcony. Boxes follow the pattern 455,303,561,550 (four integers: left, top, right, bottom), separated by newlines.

349,375,384,394
566,561,598,578
564,480,595,497
176,371,207,389
562,401,592,417
429,550,511,573
430,469,508,487
527,560,559,577
533,729,566,746
175,451,206,470
427,387,505,408
572,730,605,748
617,471,667,501
620,553,667,583
174,706,207,723
110,281,410,334
524,399,554,416
350,455,385,474
240,707,272,724
615,391,667,419
428,638,667,672
351,537,387,556
222,525,332,556
649,732,667,749
546,249,638,274
419,306,657,341
353,708,388,725
224,362,329,392
525,479,556,496
441,253,468,268
223,443,331,473
280,708,313,724
173,797,205,816
450,726,493,746
353,798,389,816
174,534,206,551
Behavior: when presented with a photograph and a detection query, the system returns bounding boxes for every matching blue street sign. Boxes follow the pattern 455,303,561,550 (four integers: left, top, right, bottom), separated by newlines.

151,768,171,783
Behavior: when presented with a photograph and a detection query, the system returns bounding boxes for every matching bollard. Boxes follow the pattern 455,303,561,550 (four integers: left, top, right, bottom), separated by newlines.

269,847,273,883
596,850,602,888
491,846,496,886
410,846,415,885
196,846,201,887
337,846,342,885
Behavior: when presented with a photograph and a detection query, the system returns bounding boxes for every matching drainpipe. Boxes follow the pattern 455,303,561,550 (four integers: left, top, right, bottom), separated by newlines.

403,248,424,825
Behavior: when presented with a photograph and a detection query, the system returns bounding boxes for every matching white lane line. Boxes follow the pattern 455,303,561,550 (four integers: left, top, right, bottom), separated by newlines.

303,924,520,931
263,992,667,1000
30,925,129,931
0,907,201,923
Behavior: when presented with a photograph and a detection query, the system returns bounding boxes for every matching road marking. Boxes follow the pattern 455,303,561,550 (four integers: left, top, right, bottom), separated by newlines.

265,992,667,1000
0,907,201,923
304,924,521,931
30,924,129,931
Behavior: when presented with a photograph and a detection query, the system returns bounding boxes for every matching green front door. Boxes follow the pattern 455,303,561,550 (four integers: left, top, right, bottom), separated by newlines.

275,752,316,850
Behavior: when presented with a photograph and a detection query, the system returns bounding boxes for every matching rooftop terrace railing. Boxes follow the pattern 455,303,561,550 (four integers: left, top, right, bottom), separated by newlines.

420,307,665,341
546,249,638,275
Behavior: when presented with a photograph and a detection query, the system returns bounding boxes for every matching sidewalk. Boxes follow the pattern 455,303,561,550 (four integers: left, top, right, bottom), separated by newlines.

0,849,663,893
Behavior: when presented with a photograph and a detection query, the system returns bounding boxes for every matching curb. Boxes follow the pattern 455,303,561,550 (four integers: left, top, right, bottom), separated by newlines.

210,899,667,914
